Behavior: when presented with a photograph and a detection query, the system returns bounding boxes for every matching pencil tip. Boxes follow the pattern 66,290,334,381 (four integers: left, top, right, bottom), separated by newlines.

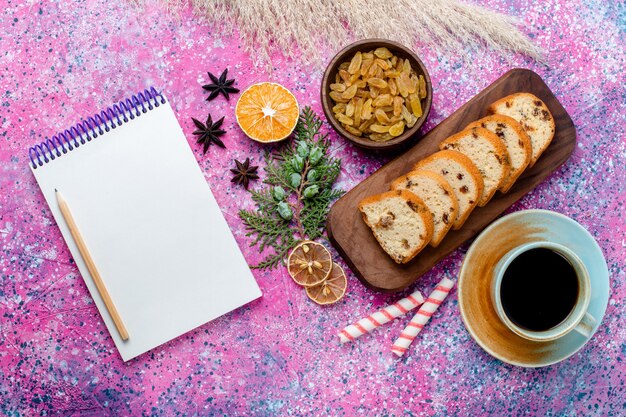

54,188,58,192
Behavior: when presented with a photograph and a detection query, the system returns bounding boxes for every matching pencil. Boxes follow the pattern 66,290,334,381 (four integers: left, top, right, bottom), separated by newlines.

55,189,129,341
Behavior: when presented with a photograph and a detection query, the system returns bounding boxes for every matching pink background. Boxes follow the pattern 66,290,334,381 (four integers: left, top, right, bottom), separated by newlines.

1,0,625,415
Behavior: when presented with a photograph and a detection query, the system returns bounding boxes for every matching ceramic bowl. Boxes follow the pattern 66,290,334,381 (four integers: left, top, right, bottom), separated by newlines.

321,39,432,151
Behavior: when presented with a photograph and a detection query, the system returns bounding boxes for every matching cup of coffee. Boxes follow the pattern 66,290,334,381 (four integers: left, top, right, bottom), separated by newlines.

491,241,596,342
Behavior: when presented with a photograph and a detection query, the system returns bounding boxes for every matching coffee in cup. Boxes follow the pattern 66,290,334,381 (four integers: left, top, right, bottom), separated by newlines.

492,241,596,342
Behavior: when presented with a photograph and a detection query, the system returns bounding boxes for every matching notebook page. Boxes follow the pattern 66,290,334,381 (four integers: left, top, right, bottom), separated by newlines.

31,100,262,361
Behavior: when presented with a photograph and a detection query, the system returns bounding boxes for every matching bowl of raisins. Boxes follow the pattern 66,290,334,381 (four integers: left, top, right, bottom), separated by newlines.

321,39,432,151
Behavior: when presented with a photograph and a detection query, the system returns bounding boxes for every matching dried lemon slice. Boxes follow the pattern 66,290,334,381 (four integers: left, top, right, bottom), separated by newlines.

235,82,299,143
287,241,332,287
305,262,347,305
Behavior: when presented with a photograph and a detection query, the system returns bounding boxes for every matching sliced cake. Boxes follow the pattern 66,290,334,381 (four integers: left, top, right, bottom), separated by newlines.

359,190,434,264
439,127,510,206
390,169,459,247
467,115,531,192
414,150,483,230
488,92,555,166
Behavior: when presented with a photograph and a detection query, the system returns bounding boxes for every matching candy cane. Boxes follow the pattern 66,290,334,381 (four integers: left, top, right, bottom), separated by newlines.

338,290,425,344
391,277,455,357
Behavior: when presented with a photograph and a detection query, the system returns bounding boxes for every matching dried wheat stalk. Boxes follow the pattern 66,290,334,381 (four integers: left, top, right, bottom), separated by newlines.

148,0,544,69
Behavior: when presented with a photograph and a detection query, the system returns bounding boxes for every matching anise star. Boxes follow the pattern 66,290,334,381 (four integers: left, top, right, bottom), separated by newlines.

230,158,259,190
202,69,240,101
191,114,226,153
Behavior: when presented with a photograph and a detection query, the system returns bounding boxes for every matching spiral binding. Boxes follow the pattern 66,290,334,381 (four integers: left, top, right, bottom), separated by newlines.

28,87,166,169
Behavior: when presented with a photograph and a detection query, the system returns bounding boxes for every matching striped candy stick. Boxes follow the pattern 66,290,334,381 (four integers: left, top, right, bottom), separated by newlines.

338,290,425,344
391,277,455,357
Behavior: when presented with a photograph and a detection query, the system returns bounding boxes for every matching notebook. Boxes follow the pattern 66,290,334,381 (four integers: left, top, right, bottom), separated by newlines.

28,88,262,361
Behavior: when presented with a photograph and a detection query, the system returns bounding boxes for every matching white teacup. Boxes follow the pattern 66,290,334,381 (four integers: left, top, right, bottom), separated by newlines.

492,241,596,342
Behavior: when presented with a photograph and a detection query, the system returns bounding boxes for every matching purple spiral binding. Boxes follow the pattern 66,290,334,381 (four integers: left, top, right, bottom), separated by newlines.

28,87,166,168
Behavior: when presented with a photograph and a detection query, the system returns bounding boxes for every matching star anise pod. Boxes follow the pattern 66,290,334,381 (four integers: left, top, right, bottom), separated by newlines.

202,69,240,101
230,158,259,190
191,114,226,153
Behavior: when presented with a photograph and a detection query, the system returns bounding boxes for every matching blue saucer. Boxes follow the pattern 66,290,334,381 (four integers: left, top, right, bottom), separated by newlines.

458,210,610,367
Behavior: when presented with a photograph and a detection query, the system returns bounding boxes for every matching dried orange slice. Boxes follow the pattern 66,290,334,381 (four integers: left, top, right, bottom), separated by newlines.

235,82,299,143
305,262,347,305
287,241,332,287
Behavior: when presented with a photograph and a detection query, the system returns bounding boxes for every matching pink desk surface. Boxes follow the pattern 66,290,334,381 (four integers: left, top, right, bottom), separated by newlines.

1,0,624,415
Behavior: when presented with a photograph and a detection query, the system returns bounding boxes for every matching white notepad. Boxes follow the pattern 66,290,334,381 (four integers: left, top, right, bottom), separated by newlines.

28,89,262,361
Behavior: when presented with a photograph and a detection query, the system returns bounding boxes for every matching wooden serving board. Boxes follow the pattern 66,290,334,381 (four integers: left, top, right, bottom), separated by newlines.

327,68,576,292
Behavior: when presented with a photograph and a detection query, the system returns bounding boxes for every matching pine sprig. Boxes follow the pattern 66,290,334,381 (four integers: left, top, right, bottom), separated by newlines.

262,152,293,191
301,188,344,240
238,107,344,270
249,236,297,270
249,188,280,214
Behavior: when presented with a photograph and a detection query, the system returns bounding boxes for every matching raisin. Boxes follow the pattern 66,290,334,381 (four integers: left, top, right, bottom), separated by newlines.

401,239,410,249
505,101,512,108
378,212,395,228
457,173,464,180
460,185,469,193
534,100,542,106
406,201,419,212
542,110,550,120
442,213,449,224
441,169,449,175
472,131,478,138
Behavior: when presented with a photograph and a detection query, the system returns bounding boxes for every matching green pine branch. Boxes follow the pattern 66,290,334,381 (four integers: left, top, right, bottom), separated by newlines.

302,188,344,241
238,106,343,270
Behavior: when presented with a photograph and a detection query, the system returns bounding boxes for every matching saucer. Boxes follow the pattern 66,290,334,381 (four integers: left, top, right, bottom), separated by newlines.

458,210,609,367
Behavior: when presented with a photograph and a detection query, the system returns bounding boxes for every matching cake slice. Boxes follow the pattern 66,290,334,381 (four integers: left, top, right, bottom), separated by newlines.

390,170,459,247
467,115,531,192
439,127,510,206
488,92,555,166
359,190,434,264
414,150,483,230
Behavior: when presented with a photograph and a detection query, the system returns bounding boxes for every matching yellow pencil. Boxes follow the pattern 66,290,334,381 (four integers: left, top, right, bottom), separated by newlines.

55,189,129,341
